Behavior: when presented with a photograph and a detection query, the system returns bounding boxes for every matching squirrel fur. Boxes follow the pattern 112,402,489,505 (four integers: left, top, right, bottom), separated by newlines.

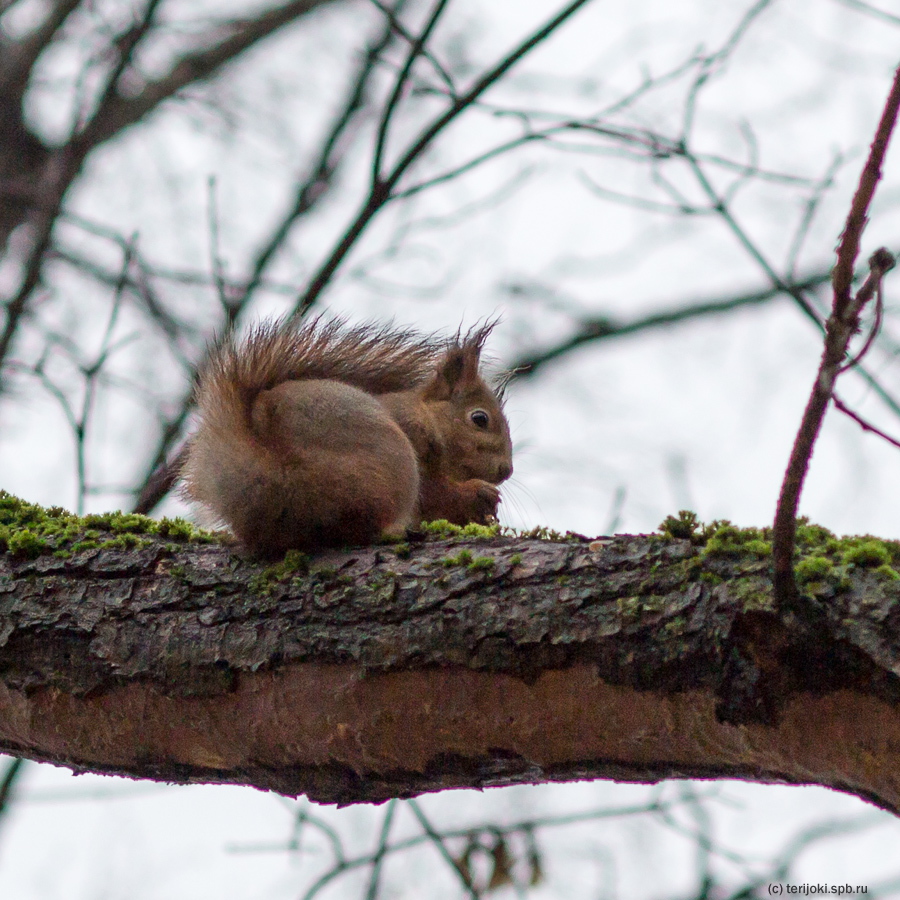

182,318,513,555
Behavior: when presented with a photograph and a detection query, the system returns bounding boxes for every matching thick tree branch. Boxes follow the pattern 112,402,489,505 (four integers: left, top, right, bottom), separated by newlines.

0,0,83,98
2,510,900,811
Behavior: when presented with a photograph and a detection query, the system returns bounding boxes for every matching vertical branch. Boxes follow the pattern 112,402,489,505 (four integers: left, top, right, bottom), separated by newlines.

832,65,900,314
772,64,900,605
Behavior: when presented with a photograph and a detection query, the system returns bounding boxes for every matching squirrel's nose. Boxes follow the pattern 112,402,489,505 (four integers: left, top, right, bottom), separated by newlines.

497,461,513,482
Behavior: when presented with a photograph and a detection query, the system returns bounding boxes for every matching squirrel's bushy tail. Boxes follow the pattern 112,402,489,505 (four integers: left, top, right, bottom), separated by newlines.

182,317,435,552
202,317,444,402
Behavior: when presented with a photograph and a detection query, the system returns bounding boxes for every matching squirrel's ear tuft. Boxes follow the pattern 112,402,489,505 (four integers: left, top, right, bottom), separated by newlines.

422,348,468,401
421,321,495,400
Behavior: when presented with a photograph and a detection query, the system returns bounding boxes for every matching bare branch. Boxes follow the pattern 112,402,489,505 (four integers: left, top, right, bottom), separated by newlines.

75,0,165,141
773,248,898,605
0,0,83,97
408,800,479,899
236,0,408,308
130,4,409,514
833,394,900,451
772,63,900,605
832,0,900,27
4,523,900,812
507,273,832,380
0,756,25,835
76,0,345,150
372,0,452,181
294,0,595,315
832,66,900,316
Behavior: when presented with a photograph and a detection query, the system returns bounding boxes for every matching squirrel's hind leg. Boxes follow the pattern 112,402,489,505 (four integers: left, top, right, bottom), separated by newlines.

186,378,419,555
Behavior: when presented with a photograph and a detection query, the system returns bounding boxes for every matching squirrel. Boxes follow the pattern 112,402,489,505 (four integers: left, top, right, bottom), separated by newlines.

181,317,513,555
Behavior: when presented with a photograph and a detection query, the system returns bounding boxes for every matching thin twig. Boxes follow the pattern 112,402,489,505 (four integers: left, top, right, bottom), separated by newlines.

839,275,884,373
0,757,25,825
372,0,452,181
364,800,397,900
408,799,479,899
833,394,900,451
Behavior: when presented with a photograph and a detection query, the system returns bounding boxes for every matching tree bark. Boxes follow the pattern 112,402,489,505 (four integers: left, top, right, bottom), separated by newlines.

1,522,900,811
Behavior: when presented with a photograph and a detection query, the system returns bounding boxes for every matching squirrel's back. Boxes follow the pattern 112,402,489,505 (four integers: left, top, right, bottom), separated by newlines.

203,317,443,401
182,317,512,554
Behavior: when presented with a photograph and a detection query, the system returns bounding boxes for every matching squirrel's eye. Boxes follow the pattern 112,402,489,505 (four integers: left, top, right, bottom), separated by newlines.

470,409,490,429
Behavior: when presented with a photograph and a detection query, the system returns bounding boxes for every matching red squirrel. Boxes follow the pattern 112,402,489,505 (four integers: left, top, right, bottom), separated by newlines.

182,318,513,555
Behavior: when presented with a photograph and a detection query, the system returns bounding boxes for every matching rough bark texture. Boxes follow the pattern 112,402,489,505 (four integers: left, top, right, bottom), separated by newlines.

2,521,900,811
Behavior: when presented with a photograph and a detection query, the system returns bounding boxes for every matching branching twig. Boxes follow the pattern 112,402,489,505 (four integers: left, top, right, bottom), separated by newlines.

772,65,900,604
408,800,480,900
364,800,397,900
293,0,595,316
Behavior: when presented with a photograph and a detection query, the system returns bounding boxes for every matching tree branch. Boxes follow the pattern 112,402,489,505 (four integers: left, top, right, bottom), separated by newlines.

772,61,900,607
3,506,900,812
507,272,832,379
0,0,84,98
77,0,345,150
294,0,594,314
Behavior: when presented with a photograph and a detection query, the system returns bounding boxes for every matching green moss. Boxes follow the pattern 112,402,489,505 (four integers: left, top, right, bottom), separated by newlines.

0,490,221,562
660,510,701,541
617,594,667,621
156,517,197,540
421,519,463,537
82,512,153,534
795,556,834,582
62,539,99,555
744,540,771,557
512,525,569,542
251,549,312,593
467,556,495,572
730,575,774,612
702,524,771,559
99,533,148,550
393,542,412,559
876,564,900,581
795,520,835,548
461,522,499,538
420,519,500,539
443,549,474,567
7,529,48,558
282,549,310,573
509,553,523,566
842,540,892,568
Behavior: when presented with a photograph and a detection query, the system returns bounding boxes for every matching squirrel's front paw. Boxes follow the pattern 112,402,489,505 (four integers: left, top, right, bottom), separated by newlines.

460,479,501,524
